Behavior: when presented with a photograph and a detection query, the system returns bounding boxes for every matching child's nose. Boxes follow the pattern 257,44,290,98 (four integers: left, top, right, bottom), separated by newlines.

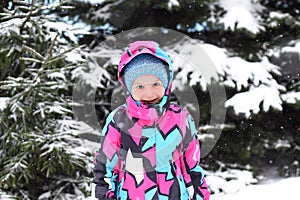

143,87,155,99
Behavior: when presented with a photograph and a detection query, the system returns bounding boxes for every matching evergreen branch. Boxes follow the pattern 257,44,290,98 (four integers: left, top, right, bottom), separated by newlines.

20,0,35,33
1,8,11,14
0,8,13,16
0,4,25,20
45,56,65,66
1,153,29,183
22,45,45,61
33,34,58,82
11,0,32,6
0,77,34,90
16,5,37,12
1,8,37,21
0,1,72,21
0,14,31,21
19,57,43,64
58,5,75,10
40,0,71,10
49,46,78,63
42,65,76,73
45,34,58,60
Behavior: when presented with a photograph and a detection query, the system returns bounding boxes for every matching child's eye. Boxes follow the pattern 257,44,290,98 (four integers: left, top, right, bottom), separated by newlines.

153,82,161,87
136,85,144,89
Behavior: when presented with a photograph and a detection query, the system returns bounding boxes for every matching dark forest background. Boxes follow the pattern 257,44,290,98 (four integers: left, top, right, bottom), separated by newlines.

0,0,299,199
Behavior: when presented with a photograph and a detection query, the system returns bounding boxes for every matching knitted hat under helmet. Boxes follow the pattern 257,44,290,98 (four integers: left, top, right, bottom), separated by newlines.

123,54,168,92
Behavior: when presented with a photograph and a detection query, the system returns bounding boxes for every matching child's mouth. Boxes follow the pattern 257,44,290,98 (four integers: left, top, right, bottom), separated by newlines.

142,98,159,105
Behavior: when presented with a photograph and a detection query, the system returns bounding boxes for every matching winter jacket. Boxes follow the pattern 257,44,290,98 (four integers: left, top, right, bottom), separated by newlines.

93,41,210,200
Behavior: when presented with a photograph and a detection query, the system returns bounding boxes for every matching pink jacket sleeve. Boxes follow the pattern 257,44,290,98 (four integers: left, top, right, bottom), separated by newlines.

93,112,121,199
183,113,211,200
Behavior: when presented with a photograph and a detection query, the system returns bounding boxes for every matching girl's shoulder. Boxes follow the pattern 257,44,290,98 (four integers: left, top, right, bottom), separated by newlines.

110,103,127,115
104,104,127,122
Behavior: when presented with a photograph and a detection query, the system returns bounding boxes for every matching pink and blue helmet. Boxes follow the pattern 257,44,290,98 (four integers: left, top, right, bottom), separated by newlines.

118,40,174,94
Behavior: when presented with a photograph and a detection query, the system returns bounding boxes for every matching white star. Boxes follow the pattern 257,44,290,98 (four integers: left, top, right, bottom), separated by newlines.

125,149,144,185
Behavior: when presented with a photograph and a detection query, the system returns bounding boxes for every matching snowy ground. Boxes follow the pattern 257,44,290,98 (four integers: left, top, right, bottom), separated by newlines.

86,175,300,200
1,175,299,199
211,177,300,200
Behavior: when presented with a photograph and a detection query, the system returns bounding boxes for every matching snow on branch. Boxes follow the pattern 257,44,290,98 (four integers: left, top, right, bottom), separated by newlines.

219,0,265,34
281,40,300,54
225,84,283,118
71,44,121,89
0,18,24,35
91,0,124,21
281,92,300,104
0,97,9,111
223,56,282,91
167,39,286,117
223,57,285,117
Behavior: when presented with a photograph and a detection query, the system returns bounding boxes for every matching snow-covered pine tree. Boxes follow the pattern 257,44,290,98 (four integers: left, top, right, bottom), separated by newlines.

72,0,300,177
0,1,94,199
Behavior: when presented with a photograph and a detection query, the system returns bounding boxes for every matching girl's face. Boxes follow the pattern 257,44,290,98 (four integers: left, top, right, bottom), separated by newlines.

131,74,165,105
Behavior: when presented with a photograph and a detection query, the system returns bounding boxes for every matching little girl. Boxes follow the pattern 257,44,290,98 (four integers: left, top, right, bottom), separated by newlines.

93,41,210,200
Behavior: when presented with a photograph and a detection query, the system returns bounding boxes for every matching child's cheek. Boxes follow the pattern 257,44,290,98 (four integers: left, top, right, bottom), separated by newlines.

158,88,165,99
132,91,142,101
